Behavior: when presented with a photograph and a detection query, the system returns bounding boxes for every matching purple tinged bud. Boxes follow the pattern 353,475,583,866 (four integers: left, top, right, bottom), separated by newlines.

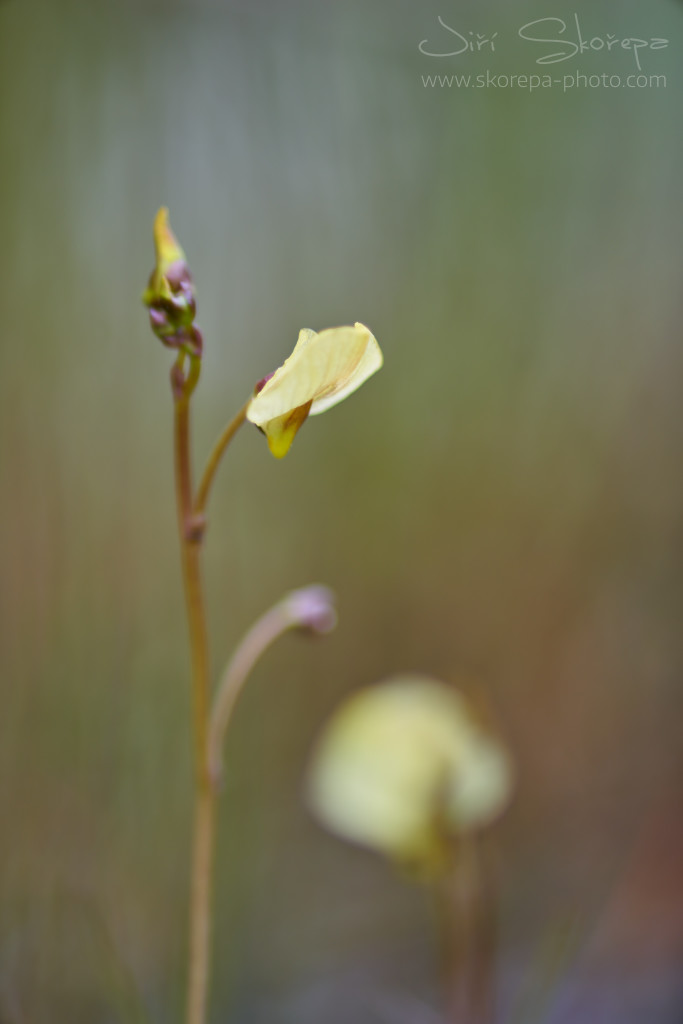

284,586,338,635
149,307,169,332
142,208,202,360
165,259,193,292
254,371,275,395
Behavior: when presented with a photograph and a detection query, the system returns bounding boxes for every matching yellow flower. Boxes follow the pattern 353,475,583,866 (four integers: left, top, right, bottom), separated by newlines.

307,676,512,874
246,323,383,458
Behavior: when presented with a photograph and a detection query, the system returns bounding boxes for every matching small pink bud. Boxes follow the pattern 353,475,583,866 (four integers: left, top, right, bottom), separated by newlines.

284,586,337,634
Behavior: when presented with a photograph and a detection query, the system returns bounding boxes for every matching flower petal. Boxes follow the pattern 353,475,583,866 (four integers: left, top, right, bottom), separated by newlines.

309,323,383,415
307,676,513,872
152,207,186,280
247,323,382,429
292,327,318,353
261,401,312,459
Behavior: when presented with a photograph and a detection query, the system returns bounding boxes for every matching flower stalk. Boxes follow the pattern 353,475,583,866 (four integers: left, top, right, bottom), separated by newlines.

170,352,215,1024
193,401,249,519
432,837,496,1024
143,207,381,1024
208,586,337,784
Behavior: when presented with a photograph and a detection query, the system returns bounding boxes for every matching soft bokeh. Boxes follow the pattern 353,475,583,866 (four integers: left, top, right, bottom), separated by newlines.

1,1,682,1021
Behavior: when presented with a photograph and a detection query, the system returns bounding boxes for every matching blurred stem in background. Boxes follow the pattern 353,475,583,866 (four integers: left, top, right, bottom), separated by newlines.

432,838,496,1024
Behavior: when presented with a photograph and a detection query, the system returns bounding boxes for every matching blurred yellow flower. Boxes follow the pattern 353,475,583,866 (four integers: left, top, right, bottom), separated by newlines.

307,676,512,874
246,323,383,458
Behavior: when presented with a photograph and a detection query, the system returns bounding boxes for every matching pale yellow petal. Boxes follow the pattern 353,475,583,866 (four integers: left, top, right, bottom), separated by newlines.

309,323,383,416
307,676,512,869
446,736,511,830
246,324,380,428
292,327,317,353
308,682,445,861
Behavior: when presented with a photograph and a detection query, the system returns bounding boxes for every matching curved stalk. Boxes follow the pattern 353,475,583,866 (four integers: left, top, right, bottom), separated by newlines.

193,401,249,518
207,586,336,784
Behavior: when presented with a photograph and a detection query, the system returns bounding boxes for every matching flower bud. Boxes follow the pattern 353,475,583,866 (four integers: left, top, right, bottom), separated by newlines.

283,585,338,634
142,208,202,356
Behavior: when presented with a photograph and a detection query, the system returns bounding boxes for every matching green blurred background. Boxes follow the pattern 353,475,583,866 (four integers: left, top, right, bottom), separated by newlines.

1,0,682,1020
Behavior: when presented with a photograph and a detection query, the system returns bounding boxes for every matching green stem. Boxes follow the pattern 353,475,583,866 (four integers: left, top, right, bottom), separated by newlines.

193,401,249,519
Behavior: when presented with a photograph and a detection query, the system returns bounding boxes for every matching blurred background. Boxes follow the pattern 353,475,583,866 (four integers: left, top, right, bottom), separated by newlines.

1,0,682,1020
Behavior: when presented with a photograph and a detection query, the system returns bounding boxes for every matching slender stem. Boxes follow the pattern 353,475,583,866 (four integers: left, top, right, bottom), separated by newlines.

465,838,496,1024
432,837,495,1024
207,605,292,784
431,875,458,1020
171,362,332,1024
186,783,215,1024
193,401,249,518
207,586,336,784
172,354,216,1024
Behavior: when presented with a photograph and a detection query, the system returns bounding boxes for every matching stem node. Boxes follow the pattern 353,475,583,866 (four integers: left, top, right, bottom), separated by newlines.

185,513,208,544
